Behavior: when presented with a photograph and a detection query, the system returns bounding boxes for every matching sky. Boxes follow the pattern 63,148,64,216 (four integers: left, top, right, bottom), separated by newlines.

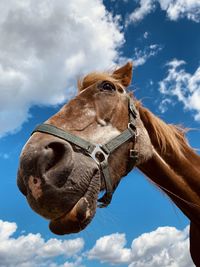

0,0,200,266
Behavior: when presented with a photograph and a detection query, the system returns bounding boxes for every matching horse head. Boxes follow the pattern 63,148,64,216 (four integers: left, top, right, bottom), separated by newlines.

17,62,153,235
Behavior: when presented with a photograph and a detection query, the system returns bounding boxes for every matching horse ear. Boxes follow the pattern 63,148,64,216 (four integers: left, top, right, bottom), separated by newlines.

112,62,133,87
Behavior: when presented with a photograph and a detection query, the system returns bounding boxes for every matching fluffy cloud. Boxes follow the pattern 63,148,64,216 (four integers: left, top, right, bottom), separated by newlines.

159,0,200,22
88,233,131,264
143,31,149,39
129,226,193,267
127,0,200,24
0,220,194,267
0,0,124,137
127,0,155,24
159,59,200,121
0,220,84,267
133,44,162,67
158,98,173,113
88,226,194,266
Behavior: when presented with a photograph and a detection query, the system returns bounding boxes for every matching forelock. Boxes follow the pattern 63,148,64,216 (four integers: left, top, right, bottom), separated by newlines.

78,72,120,92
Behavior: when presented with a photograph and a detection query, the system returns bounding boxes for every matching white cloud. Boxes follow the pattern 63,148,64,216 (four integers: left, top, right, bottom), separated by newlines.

127,0,155,24
0,0,124,137
0,220,84,267
127,0,200,24
144,31,149,39
129,226,193,267
88,233,131,264
159,0,200,22
88,226,194,267
0,220,194,267
159,98,173,113
133,44,163,67
159,59,200,121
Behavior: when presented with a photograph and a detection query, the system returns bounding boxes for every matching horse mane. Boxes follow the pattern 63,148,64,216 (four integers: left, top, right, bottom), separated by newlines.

136,101,193,158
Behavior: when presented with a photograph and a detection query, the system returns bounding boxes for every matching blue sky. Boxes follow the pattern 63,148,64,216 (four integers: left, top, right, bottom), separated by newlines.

0,0,200,266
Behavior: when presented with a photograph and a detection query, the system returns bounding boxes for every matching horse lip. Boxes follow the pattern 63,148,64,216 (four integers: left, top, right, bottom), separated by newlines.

18,157,101,232
17,169,27,196
49,169,101,235
50,169,100,221
49,196,92,235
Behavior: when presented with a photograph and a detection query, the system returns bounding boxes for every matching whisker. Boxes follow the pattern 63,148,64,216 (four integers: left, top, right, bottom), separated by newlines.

151,179,200,209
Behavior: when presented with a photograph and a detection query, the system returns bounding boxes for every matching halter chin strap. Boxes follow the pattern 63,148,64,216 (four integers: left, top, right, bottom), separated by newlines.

32,96,138,208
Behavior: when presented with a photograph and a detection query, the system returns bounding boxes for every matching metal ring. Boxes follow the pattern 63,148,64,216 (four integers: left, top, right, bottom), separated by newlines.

90,145,109,164
128,122,136,131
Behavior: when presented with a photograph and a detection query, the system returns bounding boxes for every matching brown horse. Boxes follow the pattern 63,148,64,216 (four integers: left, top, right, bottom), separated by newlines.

17,62,200,266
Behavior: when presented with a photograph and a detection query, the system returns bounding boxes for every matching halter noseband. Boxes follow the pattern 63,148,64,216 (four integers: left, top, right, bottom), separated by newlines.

32,96,138,208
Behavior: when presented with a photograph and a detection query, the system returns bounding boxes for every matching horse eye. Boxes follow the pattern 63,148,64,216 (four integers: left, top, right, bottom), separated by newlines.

100,81,116,92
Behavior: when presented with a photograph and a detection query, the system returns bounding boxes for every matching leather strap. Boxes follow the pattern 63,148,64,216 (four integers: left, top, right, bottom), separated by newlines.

32,96,138,207
33,124,96,153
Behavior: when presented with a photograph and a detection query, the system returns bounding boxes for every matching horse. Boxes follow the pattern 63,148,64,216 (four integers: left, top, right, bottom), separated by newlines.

17,62,200,266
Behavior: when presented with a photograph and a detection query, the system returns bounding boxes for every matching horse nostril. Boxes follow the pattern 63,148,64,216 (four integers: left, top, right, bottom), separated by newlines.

44,142,67,172
33,177,39,184
19,140,74,190
41,141,74,188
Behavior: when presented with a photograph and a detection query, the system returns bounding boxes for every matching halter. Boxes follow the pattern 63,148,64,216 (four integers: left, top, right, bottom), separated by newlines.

32,96,138,207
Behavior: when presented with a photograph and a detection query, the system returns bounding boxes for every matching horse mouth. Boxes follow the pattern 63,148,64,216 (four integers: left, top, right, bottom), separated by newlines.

18,164,101,235
49,196,92,235
48,170,101,235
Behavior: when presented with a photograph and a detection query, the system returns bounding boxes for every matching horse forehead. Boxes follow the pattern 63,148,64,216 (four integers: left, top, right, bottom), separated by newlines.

79,73,109,87
79,75,124,93
74,90,113,109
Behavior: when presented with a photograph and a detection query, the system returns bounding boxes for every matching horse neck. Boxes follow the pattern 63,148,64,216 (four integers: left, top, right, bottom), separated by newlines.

138,149,200,226
137,104,200,225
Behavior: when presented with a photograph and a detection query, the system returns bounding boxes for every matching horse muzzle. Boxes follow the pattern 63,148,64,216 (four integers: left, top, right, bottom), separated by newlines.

17,133,101,234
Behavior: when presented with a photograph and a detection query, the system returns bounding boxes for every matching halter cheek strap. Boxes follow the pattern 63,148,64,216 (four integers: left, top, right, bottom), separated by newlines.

32,97,138,208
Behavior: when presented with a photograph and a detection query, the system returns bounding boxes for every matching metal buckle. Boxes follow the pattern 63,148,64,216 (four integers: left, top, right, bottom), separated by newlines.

128,123,138,136
90,145,109,164
130,149,138,159
128,122,139,145
128,122,136,132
